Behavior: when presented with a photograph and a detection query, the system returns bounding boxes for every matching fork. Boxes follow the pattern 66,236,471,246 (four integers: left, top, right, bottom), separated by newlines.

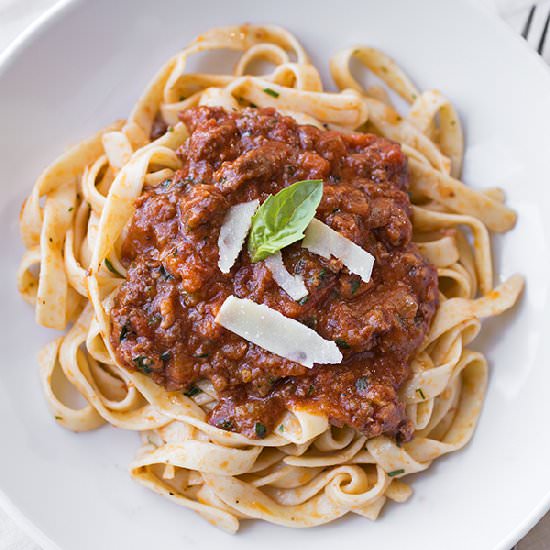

522,3,550,54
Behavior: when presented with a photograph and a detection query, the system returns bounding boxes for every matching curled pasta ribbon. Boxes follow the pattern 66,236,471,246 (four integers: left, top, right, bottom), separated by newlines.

330,46,419,102
408,90,464,178
18,25,525,532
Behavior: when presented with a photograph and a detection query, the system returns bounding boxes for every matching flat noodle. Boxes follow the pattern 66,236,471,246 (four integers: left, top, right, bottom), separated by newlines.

17,25,524,532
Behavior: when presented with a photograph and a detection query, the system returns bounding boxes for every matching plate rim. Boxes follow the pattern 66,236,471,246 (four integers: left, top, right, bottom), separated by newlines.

1,1,549,548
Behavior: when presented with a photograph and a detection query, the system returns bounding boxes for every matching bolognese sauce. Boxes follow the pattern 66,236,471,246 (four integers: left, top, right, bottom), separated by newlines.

110,106,439,441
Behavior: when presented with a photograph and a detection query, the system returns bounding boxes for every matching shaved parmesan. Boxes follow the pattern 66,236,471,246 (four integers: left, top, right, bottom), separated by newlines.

218,199,259,274
264,252,308,301
215,296,342,368
302,219,374,282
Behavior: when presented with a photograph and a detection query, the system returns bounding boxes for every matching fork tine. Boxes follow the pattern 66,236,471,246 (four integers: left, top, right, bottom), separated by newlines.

522,4,536,39
537,9,550,54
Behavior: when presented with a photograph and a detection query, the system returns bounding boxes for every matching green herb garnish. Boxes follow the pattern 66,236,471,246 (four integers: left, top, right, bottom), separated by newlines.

298,296,309,306
184,386,202,397
416,388,426,400
351,280,361,295
219,419,233,431
355,376,369,392
104,258,122,277
307,384,315,397
302,316,317,329
148,314,161,326
119,322,130,342
160,350,171,362
193,353,209,359
248,180,323,262
388,469,405,477
133,356,153,374
263,87,280,98
278,424,285,432
255,422,267,438
335,339,351,349
159,264,173,280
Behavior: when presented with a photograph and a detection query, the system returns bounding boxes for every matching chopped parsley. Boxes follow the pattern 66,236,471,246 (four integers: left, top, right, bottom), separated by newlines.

255,422,267,438
263,87,279,98
355,376,369,392
133,356,153,374
160,350,171,363
298,296,309,306
307,384,315,397
193,352,209,359
416,388,426,400
184,386,202,397
119,322,130,342
335,339,351,349
104,258,122,277
147,314,161,326
388,469,405,477
351,280,361,295
302,316,317,329
278,424,285,432
68,207,74,212
55,416,63,421
219,419,233,431
159,264,173,280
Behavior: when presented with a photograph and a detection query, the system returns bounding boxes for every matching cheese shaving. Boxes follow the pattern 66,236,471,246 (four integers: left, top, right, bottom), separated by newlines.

302,218,374,282
215,296,342,368
218,199,259,274
264,252,308,301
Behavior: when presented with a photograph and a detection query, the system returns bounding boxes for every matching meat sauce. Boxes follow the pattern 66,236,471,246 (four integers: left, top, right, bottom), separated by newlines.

110,106,439,441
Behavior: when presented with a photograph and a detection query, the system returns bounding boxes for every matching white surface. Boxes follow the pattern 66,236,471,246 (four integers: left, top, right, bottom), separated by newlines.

0,1,550,550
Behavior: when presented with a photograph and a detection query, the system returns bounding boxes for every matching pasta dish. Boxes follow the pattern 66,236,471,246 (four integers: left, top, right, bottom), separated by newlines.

17,25,524,532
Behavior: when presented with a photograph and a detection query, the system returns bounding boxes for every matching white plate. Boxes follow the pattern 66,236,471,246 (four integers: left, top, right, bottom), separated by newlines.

1,0,549,548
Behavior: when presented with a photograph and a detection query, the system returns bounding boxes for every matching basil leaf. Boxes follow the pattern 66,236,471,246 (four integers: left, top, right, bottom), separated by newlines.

248,179,323,262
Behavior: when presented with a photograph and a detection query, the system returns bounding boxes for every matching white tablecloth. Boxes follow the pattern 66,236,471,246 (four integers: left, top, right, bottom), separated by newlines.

0,0,549,548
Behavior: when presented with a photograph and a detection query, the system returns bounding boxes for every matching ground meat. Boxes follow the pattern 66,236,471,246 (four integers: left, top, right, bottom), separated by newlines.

110,106,439,441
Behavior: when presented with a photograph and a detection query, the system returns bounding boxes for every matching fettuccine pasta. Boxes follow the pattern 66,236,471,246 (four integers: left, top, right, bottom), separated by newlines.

18,25,523,533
